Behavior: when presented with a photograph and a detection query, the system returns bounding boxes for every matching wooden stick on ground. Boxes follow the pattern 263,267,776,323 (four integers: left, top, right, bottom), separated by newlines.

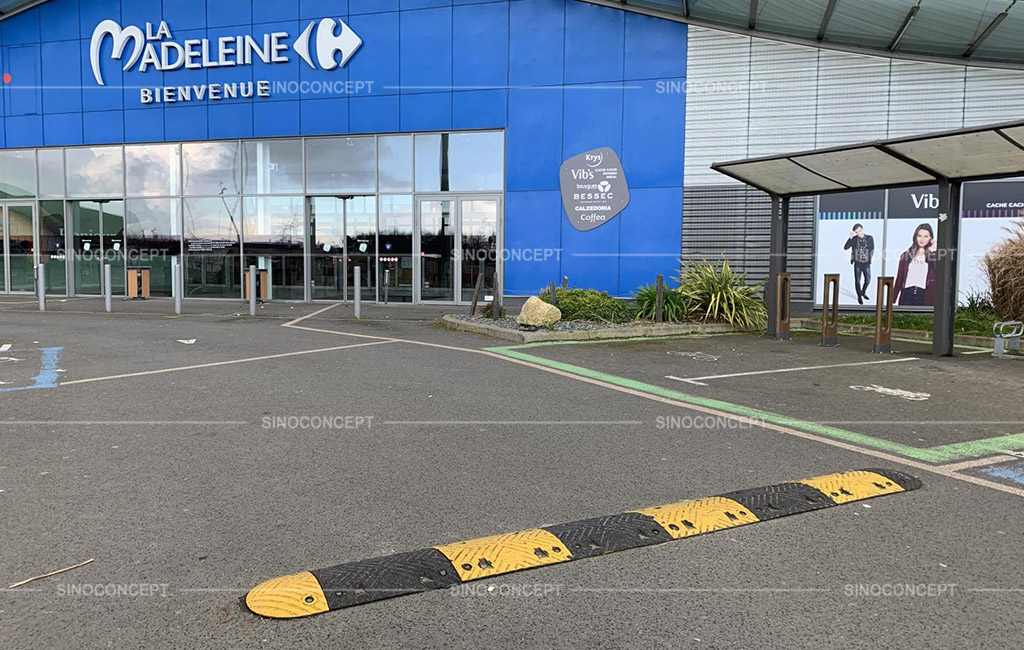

8,559,94,589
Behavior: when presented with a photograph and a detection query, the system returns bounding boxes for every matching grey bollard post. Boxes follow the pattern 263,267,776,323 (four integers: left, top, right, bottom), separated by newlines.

37,264,46,312
173,259,182,315
353,265,362,319
249,265,257,317
104,264,112,313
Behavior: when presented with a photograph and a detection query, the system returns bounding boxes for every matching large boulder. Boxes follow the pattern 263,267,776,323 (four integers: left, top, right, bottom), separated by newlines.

517,296,562,327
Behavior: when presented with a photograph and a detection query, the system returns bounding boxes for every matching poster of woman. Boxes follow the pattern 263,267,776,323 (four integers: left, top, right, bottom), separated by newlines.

892,223,937,307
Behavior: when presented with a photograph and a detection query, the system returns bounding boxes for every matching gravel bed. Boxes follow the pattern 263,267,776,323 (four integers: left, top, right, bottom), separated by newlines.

451,314,627,331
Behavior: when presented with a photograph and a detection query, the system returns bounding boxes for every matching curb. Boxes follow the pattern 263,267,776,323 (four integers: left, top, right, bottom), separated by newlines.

440,315,746,343
791,318,995,349
246,468,923,619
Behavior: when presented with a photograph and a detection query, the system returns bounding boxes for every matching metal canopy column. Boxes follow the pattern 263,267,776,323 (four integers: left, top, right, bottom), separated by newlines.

766,193,789,338
933,178,962,357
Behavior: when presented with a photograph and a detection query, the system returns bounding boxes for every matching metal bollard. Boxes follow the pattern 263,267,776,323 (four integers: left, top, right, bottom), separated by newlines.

249,265,257,317
354,265,361,319
993,321,1024,358
873,277,895,354
492,277,502,321
775,273,791,341
383,269,390,305
37,264,46,312
821,274,839,347
104,264,112,313
173,259,182,316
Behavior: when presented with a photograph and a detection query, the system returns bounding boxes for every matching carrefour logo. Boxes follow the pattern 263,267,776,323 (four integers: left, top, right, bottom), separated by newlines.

89,18,363,86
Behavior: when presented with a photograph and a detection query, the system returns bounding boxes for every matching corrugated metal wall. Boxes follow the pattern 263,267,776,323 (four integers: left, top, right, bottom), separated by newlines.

683,27,1024,299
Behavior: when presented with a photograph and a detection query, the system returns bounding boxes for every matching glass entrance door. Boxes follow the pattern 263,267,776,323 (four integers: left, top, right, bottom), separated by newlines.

309,196,377,301
415,196,500,304
72,200,125,296
3,203,37,293
310,197,345,300
417,199,456,302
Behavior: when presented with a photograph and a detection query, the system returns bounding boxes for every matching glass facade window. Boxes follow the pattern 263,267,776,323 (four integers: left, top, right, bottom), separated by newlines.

66,147,124,197
449,132,504,191
38,150,64,198
183,197,242,298
415,132,504,192
1,130,503,302
243,196,305,301
305,137,376,194
0,150,37,199
378,195,414,303
378,136,413,192
126,144,181,197
126,198,181,297
243,140,304,195
414,134,444,192
183,142,241,196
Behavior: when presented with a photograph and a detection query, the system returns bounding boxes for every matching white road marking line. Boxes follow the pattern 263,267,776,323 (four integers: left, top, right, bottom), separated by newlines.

283,303,340,328
283,322,1024,499
666,357,920,384
0,421,249,426
940,455,1020,473
0,344,11,352
59,340,395,386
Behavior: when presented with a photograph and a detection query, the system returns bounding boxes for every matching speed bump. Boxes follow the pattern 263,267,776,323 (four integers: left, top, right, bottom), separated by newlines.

246,468,921,619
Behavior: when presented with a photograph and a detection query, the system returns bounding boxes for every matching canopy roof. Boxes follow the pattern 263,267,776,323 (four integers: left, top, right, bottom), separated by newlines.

591,0,1024,68
711,119,1024,196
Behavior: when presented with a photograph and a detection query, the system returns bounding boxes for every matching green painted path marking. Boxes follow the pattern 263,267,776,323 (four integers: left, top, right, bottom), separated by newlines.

487,344,1024,464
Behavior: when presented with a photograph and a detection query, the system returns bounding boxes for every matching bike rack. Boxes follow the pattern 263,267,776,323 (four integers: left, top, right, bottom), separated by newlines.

873,277,894,354
821,274,840,347
993,320,1023,358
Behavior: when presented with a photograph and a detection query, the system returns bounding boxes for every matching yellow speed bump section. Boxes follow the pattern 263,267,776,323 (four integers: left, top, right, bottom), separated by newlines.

434,528,571,582
245,571,328,619
635,496,759,540
798,470,906,505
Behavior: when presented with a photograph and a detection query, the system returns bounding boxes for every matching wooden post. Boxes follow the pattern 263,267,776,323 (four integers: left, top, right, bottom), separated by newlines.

562,276,568,290
549,282,557,306
873,277,894,354
821,274,840,347
775,273,791,341
469,272,484,316
655,274,664,323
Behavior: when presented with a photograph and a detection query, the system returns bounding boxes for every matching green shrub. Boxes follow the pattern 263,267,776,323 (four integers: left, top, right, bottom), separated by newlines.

677,258,767,329
540,288,636,323
632,283,694,323
479,302,506,319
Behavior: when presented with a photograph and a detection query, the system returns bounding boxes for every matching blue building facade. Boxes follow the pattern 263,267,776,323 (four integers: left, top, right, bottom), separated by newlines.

0,0,687,300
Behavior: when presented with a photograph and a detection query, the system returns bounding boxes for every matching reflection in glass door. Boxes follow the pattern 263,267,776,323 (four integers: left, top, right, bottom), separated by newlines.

460,198,499,302
346,196,376,302
39,201,68,295
310,197,345,300
6,204,37,292
418,199,455,302
72,200,125,296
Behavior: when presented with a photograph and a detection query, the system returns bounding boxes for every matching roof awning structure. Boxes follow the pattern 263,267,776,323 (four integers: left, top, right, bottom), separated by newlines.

711,118,1024,197
711,119,1024,358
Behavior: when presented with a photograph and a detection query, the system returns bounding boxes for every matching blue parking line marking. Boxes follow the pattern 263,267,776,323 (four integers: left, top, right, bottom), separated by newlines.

980,462,1024,486
0,348,63,394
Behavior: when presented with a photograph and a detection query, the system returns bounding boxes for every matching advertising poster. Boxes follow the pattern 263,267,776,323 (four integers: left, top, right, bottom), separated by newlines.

814,190,885,307
886,186,939,308
959,181,1024,303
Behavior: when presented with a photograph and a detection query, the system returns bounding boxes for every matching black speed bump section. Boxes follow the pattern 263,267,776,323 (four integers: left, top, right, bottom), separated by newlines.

245,468,921,619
